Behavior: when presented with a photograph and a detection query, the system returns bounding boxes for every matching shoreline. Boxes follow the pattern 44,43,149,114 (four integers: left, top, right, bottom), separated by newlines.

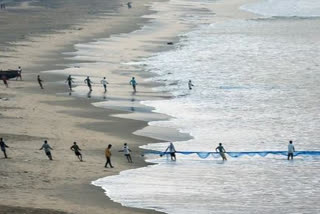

0,0,260,213
0,0,192,213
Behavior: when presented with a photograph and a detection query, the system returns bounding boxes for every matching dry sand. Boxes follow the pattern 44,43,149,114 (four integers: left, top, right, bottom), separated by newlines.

0,0,257,213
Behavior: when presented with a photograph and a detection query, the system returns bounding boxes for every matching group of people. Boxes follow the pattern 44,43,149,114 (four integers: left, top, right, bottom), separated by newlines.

3,67,195,93
35,75,138,93
162,141,296,161
0,138,134,168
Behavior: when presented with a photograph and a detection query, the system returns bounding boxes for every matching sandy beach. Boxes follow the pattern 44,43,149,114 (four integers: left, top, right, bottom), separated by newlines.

0,0,174,213
0,0,260,213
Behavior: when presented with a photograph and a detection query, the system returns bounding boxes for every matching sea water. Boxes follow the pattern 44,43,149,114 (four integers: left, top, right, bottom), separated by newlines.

92,0,320,213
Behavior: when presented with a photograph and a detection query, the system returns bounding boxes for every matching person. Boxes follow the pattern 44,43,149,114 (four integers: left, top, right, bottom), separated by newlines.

101,77,109,92
39,140,53,160
288,140,295,160
84,76,93,91
37,75,44,89
66,75,74,91
216,143,227,161
163,142,176,161
129,77,137,92
119,143,133,163
16,66,22,80
70,142,83,161
0,138,9,159
188,80,194,90
105,144,113,168
127,2,132,8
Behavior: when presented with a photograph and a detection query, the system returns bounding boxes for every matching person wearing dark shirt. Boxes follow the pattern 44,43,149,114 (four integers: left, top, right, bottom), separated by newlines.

37,75,44,89
84,76,93,91
66,75,74,91
0,138,9,158
215,143,227,161
70,142,83,161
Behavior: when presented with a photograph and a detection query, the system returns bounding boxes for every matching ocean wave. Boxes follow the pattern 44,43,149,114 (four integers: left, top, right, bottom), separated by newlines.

241,0,320,18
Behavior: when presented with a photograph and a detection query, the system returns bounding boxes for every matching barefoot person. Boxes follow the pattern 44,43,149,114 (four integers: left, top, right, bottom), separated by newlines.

16,66,22,80
188,80,194,90
66,75,74,91
119,143,133,163
288,140,295,160
105,144,113,168
39,140,53,160
216,143,227,161
70,142,83,161
163,142,176,161
101,77,109,92
37,75,44,89
84,76,93,91
129,77,137,92
0,138,9,159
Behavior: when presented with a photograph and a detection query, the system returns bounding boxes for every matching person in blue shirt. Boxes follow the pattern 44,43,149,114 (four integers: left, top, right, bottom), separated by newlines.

129,77,137,92
39,140,53,160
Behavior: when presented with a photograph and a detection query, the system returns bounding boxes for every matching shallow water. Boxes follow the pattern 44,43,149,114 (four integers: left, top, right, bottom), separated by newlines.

93,0,320,213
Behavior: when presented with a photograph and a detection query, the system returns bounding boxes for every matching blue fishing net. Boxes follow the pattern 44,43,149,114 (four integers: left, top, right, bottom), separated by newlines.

148,150,320,158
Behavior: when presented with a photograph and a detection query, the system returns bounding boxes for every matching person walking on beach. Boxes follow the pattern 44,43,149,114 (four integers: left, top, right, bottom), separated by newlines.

127,2,132,8
101,77,109,92
39,140,53,160
66,75,74,91
162,142,176,161
0,138,9,159
129,77,137,92
84,76,93,91
119,143,133,163
188,80,194,90
105,144,114,168
216,143,227,161
70,142,83,161
37,75,44,89
288,140,295,160
16,66,22,80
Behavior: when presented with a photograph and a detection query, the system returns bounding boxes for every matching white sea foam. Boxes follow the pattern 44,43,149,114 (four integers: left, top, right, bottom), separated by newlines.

241,0,320,17
93,1,320,213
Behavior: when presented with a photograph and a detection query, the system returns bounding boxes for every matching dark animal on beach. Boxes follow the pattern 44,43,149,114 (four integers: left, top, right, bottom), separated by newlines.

0,70,19,80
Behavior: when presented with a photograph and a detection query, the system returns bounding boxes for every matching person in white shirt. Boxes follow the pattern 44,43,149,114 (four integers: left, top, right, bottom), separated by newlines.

16,66,22,80
163,142,176,161
288,140,295,160
101,77,109,92
119,143,133,163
